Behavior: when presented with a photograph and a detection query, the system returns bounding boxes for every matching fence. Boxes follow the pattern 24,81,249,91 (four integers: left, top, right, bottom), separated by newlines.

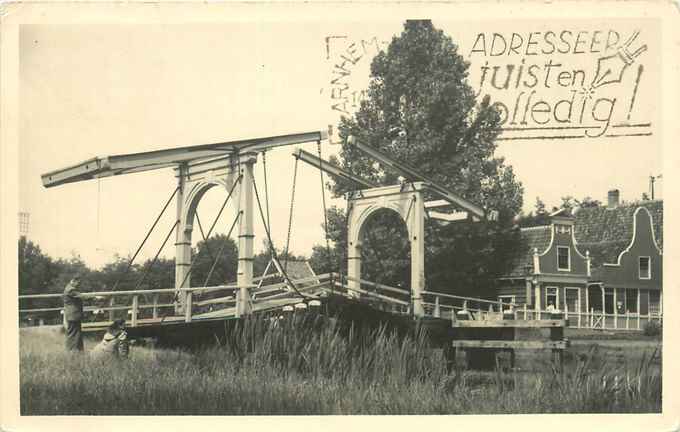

19,275,663,332
420,291,663,331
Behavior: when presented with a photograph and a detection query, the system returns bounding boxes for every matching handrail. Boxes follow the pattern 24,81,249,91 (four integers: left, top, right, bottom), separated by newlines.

254,281,329,301
251,273,331,296
421,290,519,308
194,296,235,307
18,283,253,300
333,282,410,306
342,275,410,296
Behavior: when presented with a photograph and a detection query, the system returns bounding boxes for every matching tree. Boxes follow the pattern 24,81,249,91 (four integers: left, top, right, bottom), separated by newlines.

309,206,347,274
517,197,551,228
18,236,59,313
318,20,524,296
189,234,238,287
19,236,55,295
577,196,602,208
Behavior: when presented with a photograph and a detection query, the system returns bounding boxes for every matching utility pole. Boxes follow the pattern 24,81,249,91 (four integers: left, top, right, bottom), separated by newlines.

649,174,662,200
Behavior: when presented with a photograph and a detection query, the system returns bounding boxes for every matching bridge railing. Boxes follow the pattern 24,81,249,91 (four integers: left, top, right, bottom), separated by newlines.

18,273,338,328
19,283,249,328
330,275,412,315
421,290,522,321
420,292,664,330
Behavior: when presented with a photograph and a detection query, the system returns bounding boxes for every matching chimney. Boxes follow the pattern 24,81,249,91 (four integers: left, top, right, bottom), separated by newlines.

607,189,620,209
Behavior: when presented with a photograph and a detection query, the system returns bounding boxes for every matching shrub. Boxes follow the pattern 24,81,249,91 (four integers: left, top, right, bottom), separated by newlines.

643,320,662,337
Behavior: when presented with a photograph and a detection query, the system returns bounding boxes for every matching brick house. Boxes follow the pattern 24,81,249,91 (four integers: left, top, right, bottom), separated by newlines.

496,190,663,329
497,211,591,323
575,190,663,329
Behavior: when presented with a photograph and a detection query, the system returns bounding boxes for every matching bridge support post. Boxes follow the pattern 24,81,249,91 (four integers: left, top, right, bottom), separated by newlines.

175,162,191,314
236,153,256,317
410,194,425,318
347,240,362,298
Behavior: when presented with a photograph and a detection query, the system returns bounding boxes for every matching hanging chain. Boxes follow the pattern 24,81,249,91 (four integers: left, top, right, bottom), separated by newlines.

317,141,334,285
262,150,271,241
284,156,299,272
338,140,357,290
250,168,308,299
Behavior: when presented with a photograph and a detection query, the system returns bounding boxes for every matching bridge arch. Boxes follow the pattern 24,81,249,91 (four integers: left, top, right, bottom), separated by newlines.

175,178,240,298
174,154,256,317
347,182,426,316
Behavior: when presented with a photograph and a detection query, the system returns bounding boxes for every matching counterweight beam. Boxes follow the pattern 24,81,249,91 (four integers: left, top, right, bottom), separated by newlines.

42,130,327,188
347,137,496,221
293,148,378,189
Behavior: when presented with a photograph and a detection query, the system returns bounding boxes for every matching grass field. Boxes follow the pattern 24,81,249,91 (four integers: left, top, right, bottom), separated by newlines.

20,318,662,415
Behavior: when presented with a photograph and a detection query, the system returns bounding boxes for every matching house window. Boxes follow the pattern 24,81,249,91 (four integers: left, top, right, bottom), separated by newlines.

557,246,570,271
639,257,651,279
649,291,661,315
546,287,559,310
639,290,649,315
625,288,638,314
604,287,615,314
498,296,515,312
616,288,626,314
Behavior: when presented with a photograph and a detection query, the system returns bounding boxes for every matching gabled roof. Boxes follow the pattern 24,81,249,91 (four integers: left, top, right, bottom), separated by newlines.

505,225,552,277
502,200,663,279
574,200,663,266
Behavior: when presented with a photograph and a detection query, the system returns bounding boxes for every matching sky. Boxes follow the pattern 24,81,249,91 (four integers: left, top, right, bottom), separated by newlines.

19,19,662,268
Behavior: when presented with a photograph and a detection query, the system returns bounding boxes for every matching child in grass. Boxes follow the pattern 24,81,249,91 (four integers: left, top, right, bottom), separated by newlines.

90,319,129,359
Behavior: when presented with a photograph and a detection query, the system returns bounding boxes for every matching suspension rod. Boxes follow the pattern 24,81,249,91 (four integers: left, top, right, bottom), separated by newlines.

113,186,179,290
134,219,180,290
179,210,243,290
202,211,243,287
195,212,215,262
204,174,242,239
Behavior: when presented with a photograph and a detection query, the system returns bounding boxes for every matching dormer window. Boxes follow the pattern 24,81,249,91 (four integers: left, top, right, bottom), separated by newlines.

557,246,570,271
639,256,651,279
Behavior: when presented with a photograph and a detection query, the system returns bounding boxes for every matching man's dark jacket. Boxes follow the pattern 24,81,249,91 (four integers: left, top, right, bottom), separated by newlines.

63,281,83,321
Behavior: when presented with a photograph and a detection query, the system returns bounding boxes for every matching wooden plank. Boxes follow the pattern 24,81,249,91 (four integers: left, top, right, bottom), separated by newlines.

452,340,568,350
427,211,468,222
184,292,193,323
452,319,566,328
131,295,139,327
18,283,247,299
421,290,508,309
342,275,410,295
194,295,235,307
334,282,410,306
424,199,451,209
254,281,329,301
252,274,330,296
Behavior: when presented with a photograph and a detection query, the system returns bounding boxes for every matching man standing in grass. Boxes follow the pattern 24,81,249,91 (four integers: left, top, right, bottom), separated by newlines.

63,276,84,352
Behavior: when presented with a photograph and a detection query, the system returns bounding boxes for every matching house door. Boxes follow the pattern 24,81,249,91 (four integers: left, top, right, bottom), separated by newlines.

565,287,580,327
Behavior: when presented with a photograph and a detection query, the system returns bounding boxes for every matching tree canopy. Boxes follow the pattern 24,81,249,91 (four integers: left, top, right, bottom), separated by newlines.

315,20,525,295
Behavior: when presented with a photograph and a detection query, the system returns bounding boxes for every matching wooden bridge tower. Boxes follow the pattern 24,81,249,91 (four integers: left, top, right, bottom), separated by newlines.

347,182,427,317
40,131,327,317
173,152,256,316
